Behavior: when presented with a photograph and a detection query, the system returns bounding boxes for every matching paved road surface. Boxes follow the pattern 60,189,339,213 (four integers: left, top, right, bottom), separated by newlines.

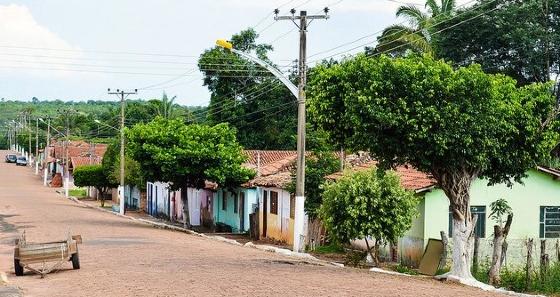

0,151,499,297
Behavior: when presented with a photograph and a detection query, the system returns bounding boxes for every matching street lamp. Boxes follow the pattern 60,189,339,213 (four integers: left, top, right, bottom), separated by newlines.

215,39,305,252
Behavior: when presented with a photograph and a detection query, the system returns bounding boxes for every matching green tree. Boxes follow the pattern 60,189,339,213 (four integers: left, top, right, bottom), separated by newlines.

286,129,341,218
198,28,297,149
434,0,560,90
374,0,457,56
73,165,115,207
319,168,418,266
126,117,255,227
308,54,559,279
101,140,144,190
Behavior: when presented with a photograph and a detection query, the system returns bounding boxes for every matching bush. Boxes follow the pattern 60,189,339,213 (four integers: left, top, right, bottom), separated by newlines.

474,262,560,294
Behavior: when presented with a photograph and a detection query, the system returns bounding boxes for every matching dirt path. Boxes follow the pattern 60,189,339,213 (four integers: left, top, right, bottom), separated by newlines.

0,150,501,297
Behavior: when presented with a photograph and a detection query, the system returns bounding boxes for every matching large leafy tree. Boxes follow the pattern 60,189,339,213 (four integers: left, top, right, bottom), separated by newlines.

435,0,560,90
308,54,559,280
198,28,297,149
374,0,456,56
73,165,116,207
319,168,418,266
126,117,255,226
101,140,144,190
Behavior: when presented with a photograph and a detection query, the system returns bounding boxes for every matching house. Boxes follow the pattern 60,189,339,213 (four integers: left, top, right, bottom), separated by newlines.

212,150,297,234
328,161,560,267
143,150,298,233
45,140,107,187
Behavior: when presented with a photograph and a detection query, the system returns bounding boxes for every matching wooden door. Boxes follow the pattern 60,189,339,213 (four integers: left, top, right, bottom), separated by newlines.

262,190,268,237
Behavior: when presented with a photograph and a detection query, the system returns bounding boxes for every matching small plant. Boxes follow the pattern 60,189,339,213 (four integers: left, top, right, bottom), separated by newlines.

313,243,345,254
344,250,367,268
394,264,418,275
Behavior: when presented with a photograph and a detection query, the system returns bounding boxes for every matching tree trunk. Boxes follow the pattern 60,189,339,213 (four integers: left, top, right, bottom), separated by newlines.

432,168,478,280
450,216,474,278
364,237,379,267
489,214,513,286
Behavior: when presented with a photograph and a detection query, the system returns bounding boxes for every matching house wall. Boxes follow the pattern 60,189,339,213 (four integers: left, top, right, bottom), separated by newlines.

258,187,295,245
146,182,171,218
213,188,257,233
422,169,560,266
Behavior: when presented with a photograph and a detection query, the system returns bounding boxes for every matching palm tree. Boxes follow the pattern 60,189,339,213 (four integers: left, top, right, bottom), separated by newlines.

157,92,178,119
374,0,456,56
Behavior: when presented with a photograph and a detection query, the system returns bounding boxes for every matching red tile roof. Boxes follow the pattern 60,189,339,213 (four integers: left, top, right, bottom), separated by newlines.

50,141,107,160
70,156,103,169
325,160,436,192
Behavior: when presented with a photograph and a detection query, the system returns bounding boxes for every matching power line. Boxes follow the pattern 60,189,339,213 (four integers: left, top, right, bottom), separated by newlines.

306,0,481,62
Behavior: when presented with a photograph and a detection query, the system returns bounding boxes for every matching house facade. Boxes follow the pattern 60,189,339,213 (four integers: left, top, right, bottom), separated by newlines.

333,162,560,267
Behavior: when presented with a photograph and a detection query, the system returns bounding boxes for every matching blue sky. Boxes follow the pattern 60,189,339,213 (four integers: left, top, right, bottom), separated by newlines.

0,0,470,106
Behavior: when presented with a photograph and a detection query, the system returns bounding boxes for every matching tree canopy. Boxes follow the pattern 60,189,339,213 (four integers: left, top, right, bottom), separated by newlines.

73,164,115,206
126,117,254,190
308,54,559,278
198,28,297,149
434,0,560,92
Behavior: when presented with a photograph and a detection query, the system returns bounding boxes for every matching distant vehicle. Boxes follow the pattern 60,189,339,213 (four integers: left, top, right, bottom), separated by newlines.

16,156,28,166
5,154,17,163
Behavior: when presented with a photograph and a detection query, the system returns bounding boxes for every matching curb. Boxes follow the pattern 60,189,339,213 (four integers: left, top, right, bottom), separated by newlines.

62,194,334,267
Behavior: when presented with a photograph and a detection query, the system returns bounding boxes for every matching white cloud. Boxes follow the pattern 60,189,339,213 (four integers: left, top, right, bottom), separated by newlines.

0,4,82,76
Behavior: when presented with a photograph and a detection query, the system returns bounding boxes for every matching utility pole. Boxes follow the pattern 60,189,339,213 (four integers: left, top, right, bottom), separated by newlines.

42,117,51,186
65,113,70,197
35,118,39,174
274,8,329,252
108,88,137,215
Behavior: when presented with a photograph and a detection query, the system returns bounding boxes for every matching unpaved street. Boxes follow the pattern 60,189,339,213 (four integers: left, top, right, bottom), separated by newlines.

0,151,499,297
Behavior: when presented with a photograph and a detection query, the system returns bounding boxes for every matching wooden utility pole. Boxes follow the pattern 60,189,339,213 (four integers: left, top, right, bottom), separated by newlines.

108,88,137,216
274,7,329,253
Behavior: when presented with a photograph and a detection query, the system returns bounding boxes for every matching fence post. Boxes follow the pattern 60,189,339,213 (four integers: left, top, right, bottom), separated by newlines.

439,231,448,270
540,239,549,283
473,235,480,274
526,238,534,290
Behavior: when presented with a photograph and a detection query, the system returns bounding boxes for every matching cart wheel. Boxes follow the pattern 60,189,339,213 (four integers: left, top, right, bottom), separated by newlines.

14,258,23,276
71,249,80,269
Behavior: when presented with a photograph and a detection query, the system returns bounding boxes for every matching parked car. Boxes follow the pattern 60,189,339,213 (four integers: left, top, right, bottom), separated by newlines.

5,154,17,163
16,156,28,166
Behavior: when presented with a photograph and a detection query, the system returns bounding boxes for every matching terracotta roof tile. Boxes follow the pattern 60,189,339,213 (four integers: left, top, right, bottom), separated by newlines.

70,156,103,169
325,160,436,192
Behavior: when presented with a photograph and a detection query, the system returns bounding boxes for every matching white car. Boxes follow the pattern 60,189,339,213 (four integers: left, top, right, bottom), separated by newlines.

16,156,28,166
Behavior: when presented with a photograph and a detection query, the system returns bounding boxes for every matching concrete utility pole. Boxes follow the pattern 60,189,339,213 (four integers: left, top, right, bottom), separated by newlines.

274,8,329,253
108,88,137,216
35,118,39,174
41,117,51,186
65,113,70,197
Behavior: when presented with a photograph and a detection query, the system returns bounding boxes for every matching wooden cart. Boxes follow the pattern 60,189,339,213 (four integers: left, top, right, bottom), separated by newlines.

13,232,82,277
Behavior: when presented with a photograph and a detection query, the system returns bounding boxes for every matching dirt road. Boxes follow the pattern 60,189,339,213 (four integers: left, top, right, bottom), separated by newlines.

0,151,499,297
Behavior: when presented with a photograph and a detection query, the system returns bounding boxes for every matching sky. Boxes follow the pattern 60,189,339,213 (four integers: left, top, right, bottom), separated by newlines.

0,0,471,106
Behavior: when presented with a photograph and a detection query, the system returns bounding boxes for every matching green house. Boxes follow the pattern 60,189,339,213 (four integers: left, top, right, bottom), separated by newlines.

339,164,560,267
398,166,560,267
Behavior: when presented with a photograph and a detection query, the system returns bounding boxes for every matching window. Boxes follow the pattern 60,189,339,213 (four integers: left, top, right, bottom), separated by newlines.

222,193,227,211
234,194,238,214
270,191,278,215
290,194,295,219
540,206,560,238
448,206,486,238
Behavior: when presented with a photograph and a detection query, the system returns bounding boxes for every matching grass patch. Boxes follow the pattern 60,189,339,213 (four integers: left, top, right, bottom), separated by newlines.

69,188,87,198
394,264,419,275
473,261,560,295
312,243,345,254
